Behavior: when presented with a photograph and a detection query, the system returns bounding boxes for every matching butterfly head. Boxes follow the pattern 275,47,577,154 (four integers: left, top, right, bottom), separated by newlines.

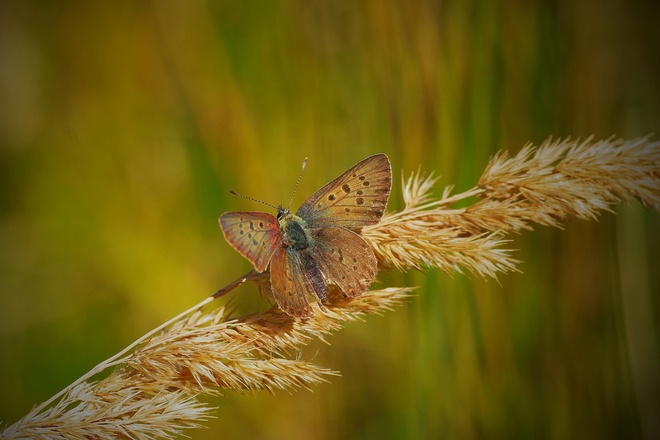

276,205,291,221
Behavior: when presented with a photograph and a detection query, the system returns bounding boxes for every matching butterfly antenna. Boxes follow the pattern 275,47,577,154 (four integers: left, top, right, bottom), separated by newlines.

287,157,308,210
229,190,278,210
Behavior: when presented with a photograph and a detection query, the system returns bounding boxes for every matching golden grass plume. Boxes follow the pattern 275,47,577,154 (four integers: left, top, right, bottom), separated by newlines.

2,136,658,439
365,135,659,276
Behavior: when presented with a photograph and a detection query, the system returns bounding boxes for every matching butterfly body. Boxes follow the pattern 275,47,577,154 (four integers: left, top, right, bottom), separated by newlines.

277,209,330,303
278,209,309,251
220,154,392,318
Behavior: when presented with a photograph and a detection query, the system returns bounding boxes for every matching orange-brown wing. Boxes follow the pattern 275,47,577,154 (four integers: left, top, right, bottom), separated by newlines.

219,212,281,272
308,226,378,298
296,154,392,229
269,247,315,318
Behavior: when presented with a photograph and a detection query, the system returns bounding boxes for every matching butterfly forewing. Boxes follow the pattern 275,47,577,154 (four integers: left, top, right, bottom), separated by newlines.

219,212,281,272
297,154,392,229
308,227,378,298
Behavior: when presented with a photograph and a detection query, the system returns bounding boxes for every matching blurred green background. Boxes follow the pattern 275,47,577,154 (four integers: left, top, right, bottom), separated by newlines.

1,1,658,439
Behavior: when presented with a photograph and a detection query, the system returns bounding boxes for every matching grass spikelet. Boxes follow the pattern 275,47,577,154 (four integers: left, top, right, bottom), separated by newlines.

2,136,658,439
2,381,213,440
364,136,660,277
479,136,660,221
1,287,413,439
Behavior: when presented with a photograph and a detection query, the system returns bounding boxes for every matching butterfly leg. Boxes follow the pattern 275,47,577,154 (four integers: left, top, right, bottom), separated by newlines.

211,270,260,299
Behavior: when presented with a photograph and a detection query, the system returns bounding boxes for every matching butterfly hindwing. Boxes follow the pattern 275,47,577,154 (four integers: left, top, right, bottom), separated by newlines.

219,212,281,272
296,154,392,229
270,247,317,318
308,226,378,298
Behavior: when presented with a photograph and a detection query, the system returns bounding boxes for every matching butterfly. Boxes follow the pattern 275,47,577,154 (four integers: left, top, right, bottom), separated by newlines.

219,154,392,318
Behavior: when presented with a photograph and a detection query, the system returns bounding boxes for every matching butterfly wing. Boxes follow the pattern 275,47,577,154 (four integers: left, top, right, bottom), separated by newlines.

308,226,378,298
219,212,281,272
296,154,392,229
269,247,315,318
